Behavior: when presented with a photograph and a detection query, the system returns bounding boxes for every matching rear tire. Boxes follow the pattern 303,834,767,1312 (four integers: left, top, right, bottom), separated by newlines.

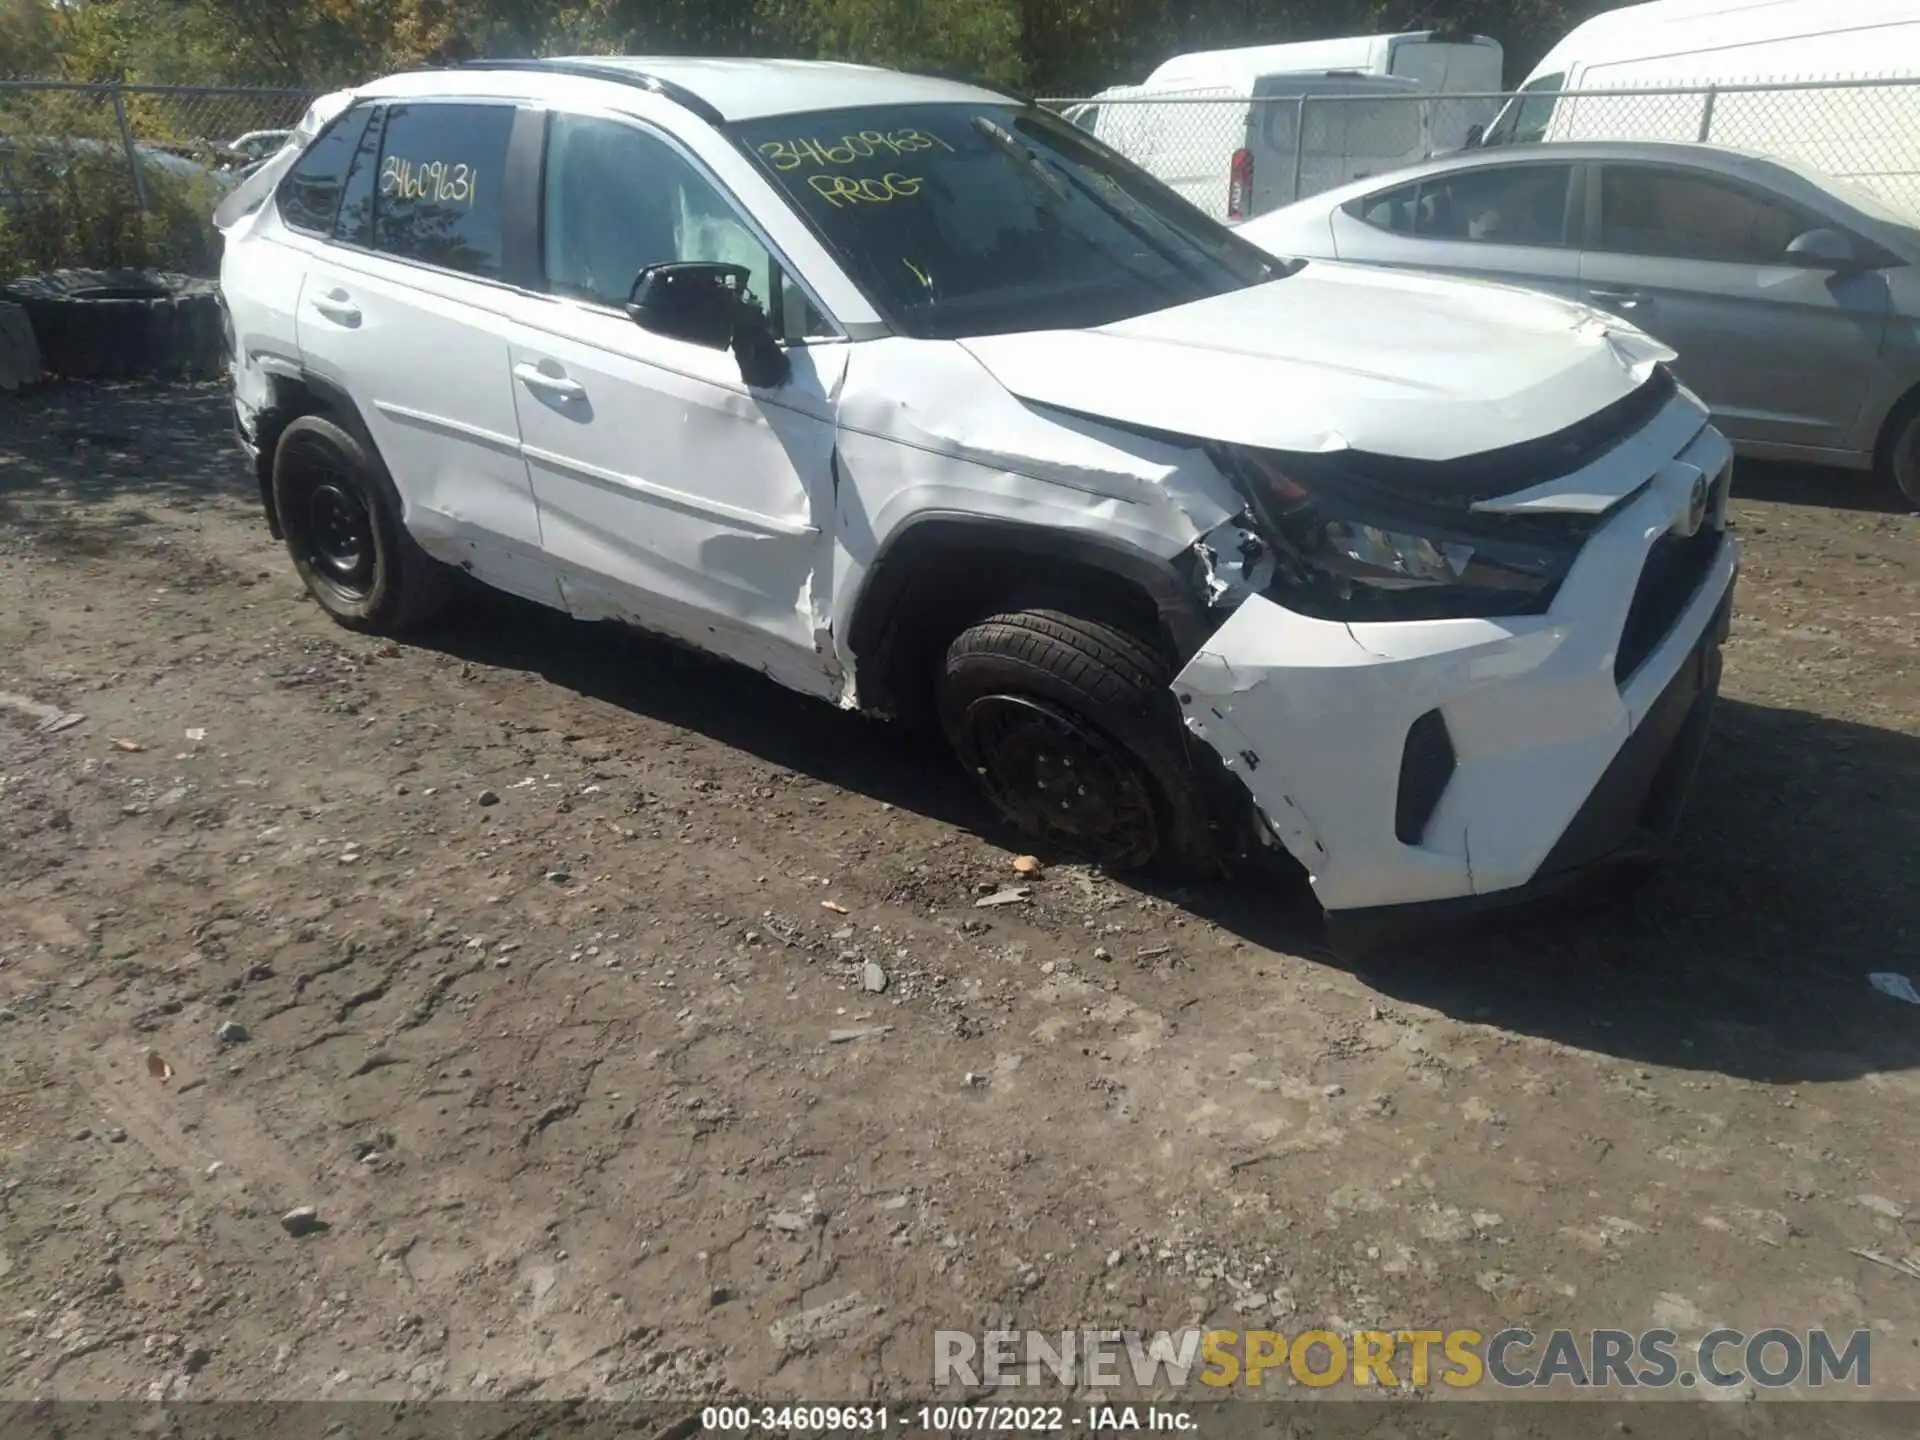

938,608,1218,876
1884,406,1920,511
272,414,452,633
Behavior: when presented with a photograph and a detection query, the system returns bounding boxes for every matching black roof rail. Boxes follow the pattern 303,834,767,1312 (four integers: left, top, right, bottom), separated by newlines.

456,58,726,127
904,68,1034,106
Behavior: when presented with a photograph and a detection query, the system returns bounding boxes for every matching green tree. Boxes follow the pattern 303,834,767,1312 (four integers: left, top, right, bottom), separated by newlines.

2,0,1631,93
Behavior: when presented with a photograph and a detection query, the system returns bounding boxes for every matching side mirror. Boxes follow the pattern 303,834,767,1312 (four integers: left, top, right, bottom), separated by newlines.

627,261,791,387
1784,227,1859,270
628,261,750,350
1463,123,1486,149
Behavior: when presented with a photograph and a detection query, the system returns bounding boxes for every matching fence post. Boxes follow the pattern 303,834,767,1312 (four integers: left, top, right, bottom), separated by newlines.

1697,85,1718,142
1290,95,1307,203
110,82,149,211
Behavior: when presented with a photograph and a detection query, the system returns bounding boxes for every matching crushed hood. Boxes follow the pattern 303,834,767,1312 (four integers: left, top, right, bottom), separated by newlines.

958,262,1674,463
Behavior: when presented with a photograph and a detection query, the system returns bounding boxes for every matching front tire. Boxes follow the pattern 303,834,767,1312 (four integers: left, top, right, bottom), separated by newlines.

938,608,1218,875
272,414,452,633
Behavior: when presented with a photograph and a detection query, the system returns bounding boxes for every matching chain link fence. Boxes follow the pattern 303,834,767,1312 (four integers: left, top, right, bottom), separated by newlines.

1042,76,1920,224
6,75,1920,277
1,81,317,279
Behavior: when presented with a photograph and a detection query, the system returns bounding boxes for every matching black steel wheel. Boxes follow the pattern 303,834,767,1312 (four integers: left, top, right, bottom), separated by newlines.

302,471,377,602
938,607,1220,876
955,693,1161,868
272,413,452,633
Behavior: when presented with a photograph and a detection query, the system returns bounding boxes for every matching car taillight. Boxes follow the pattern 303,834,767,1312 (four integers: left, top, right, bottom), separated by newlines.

1228,148,1253,220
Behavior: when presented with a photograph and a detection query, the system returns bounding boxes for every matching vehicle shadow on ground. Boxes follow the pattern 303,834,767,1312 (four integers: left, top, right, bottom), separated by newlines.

1735,458,1912,516
429,590,1002,836
1191,695,1920,1085
432,589,1920,1088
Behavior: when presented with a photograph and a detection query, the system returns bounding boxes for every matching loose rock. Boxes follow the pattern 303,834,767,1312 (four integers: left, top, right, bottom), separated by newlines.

216,1020,250,1046
863,962,889,994
280,1206,327,1237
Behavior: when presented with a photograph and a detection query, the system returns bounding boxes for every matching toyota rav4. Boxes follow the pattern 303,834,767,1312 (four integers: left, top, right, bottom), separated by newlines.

217,58,1739,926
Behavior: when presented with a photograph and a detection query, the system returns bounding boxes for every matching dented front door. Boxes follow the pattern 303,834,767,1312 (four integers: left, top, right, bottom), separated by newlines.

506,304,844,697
504,108,844,700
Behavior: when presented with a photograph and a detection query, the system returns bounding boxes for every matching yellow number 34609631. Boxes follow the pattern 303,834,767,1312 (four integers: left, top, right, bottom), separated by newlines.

380,157,478,206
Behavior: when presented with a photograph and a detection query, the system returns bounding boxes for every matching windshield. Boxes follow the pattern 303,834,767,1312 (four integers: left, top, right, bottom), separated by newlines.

1482,72,1563,147
733,103,1284,339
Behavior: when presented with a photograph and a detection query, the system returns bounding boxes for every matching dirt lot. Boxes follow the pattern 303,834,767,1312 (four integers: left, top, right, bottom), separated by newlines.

1,381,1918,1406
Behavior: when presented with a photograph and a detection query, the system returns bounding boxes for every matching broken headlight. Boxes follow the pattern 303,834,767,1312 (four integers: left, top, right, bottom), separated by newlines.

1212,446,1592,622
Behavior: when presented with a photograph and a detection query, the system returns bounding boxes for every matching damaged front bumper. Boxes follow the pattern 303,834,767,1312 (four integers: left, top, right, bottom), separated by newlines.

1174,410,1738,919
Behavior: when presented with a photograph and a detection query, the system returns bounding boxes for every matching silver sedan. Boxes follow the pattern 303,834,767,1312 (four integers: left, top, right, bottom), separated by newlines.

1238,140,1920,508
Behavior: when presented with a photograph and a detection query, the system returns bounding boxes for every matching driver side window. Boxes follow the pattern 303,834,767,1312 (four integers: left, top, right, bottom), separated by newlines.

541,113,829,342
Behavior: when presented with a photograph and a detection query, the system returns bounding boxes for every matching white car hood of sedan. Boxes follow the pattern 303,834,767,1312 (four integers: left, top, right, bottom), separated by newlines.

958,261,1674,463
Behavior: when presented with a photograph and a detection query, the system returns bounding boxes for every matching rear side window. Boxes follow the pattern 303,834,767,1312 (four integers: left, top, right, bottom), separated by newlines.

1348,179,1420,235
1347,164,1573,247
370,102,515,278
278,105,372,235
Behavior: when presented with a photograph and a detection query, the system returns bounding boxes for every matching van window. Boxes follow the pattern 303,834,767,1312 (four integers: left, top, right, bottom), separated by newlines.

1306,98,1422,160
1482,72,1563,147
1598,166,1816,264
1263,98,1299,154
1348,163,1573,246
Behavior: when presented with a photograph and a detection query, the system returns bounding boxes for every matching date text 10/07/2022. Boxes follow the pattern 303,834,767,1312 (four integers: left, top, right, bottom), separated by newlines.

701,1405,1198,1433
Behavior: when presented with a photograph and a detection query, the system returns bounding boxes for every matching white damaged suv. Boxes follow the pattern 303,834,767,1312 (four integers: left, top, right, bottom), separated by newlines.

218,58,1738,926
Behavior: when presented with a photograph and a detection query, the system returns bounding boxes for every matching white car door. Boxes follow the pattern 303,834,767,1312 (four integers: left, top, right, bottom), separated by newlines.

287,96,560,608
502,109,845,699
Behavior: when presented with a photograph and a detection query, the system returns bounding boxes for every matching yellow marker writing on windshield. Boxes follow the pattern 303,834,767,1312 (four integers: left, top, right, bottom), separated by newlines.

807,173,922,207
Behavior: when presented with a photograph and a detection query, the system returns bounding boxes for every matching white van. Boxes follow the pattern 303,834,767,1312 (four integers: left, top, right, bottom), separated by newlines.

1478,0,1920,217
1144,31,1504,93
1067,30,1504,221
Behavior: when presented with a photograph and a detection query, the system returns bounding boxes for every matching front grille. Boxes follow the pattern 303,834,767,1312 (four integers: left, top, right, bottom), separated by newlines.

1394,709,1457,845
1615,525,1723,683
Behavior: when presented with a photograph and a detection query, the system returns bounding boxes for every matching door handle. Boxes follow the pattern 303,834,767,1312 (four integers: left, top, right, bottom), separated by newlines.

310,288,360,325
513,362,586,401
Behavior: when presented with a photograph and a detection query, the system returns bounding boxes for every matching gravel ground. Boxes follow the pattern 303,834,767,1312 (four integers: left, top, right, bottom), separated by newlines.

1,381,1917,1406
